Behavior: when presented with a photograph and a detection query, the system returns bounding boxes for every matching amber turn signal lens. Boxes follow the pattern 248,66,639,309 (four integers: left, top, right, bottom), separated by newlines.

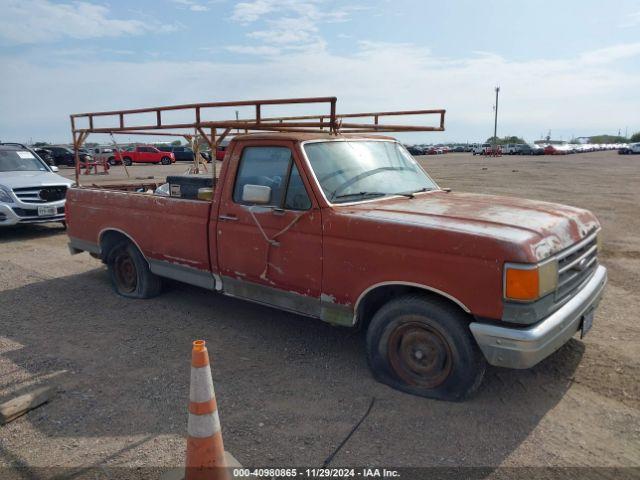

505,267,539,301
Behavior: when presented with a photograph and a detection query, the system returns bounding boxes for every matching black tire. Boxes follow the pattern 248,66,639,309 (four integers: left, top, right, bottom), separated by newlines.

366,294,486,401
123,157,133,166
106,240,162,299
161,156,172,165
108,157,117,166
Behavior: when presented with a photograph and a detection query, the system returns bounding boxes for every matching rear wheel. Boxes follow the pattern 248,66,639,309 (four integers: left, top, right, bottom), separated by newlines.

106,240,162,298
161,156,171,165
366,294,486,401
123,157,133,166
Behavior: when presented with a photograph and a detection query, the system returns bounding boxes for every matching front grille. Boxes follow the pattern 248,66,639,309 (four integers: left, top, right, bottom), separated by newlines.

12,185,68,204
555,234,598,302
13,207,65,217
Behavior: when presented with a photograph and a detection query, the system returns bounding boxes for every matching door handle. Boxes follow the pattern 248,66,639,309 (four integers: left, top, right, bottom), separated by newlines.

218,214,238,221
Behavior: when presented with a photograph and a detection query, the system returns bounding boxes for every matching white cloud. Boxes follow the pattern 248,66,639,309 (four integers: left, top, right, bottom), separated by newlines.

225,45,282,55
580,43,640,64
232,0,279,23
0,0,179,45
171,0,218,12
230,0,363,54
1,42,639,143
619,11,640,28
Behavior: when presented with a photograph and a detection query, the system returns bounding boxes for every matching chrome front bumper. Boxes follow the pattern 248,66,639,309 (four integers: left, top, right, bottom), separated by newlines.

469,265,607,369
0,202,66,226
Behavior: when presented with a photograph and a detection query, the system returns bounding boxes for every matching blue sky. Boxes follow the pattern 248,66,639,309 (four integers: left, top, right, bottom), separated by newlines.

1,0,639,144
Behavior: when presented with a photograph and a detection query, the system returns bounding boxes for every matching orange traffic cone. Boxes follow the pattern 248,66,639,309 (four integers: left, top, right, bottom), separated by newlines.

185,340,229,480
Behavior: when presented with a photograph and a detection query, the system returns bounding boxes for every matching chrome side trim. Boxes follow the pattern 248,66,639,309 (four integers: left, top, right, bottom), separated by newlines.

149,259,216,290
470,265,607,369
353,280,471,326
221,275,322,319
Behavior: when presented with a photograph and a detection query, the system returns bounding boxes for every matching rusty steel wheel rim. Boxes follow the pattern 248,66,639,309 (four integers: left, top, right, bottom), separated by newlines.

387,319,453,388
114,250,137,293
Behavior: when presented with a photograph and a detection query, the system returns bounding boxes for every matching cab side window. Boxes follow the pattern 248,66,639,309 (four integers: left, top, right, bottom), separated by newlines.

233,146,311,210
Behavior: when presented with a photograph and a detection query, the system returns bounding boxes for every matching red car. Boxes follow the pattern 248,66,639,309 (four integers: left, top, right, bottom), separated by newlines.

114,146,175,166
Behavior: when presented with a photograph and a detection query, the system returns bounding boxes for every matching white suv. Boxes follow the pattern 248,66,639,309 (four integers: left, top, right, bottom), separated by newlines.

0,143,73,227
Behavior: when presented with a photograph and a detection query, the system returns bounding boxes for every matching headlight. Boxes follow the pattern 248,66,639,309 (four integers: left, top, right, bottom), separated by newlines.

504,259,558,302
0,185,14,203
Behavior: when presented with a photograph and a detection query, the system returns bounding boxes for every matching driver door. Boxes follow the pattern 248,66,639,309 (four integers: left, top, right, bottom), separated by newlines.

216,141,323,316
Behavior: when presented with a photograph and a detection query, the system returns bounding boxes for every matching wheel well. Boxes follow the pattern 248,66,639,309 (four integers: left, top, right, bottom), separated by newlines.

99,230,137,263
355,284,470,329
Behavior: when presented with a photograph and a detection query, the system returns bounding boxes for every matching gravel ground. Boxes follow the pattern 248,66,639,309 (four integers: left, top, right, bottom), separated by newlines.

0,152,638,477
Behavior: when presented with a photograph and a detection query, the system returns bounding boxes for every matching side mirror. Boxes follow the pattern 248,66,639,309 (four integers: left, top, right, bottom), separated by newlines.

242,184,271,205
50,166,59,172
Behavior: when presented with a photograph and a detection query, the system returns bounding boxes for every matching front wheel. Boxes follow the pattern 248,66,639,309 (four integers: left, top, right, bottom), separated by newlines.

161,156,171,165
106,240,162,298
108,157,117,166
366,294,486,401
123,157,133,166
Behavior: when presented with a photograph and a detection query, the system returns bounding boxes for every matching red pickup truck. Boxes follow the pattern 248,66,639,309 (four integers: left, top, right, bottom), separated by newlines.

66,132,607,400
114,145,175,165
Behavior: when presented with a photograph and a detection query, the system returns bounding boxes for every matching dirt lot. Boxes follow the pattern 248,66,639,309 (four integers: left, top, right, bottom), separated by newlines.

0,152,638,476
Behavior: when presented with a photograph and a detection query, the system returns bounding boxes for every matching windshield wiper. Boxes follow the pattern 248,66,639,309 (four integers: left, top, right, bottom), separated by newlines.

391,187,434,199
332,191,387,201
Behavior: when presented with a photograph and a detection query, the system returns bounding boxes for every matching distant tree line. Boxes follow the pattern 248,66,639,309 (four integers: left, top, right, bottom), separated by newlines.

485,136,526,145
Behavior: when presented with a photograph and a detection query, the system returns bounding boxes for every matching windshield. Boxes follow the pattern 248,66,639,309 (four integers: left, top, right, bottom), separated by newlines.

0,148,49,172
304,140,438,203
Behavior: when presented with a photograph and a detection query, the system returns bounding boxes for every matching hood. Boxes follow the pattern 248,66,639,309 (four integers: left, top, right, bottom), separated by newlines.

345,191,599,261
0,170,74,190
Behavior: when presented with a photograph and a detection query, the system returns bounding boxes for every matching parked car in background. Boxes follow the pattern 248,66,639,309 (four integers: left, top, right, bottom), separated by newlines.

405,145,424,155
425,146,444,155
520,144,545,155
157,145,209,162
89,147,118,165
472,144,492,155
33,148,55,166
618,143,639,154
544,144,569,155
0,143,73,227
114,146,175,166
501,144,517,155
452,145,465,152
45,146,92,166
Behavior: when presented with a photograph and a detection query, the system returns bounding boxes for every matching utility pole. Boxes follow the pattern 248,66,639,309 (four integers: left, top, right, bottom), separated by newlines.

493,86,500,153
